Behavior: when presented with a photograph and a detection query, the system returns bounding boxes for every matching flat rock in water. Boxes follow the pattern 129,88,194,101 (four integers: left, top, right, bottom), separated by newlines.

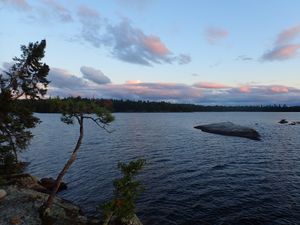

194,122,261,140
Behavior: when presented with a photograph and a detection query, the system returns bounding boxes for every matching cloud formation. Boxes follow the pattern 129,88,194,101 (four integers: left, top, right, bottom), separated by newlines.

43,0,73,22
194,82,230,89
236,55,253,61
177,54,192,65
205,27,229,45
76,8,191,66
2,2,191,66
103,19,189,66
276,24,300,45
262,24,300,61
77,5,102,47
2,0,73,23
105,20,174,65
2,0,31,11
46,67,300,105
262,44,300,61
80,66,111,84
48,68,88,90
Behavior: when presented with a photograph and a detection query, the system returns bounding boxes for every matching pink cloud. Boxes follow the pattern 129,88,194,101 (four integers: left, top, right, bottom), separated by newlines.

46,67,300,105
276,24,300,45
270,86,289,93
194,82,229,89
142,36,170,56
239,86,251,93
126,80,142,84
205,27,229,44
262,44,300,61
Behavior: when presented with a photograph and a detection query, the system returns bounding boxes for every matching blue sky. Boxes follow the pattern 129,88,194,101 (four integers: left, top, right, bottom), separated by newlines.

1,0,300,105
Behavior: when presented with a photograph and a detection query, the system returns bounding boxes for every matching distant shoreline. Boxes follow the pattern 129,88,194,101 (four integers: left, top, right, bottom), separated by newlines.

18,98,300,113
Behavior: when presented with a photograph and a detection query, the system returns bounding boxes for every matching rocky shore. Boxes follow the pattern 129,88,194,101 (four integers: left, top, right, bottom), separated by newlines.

0,173,100,225
0,173,143,225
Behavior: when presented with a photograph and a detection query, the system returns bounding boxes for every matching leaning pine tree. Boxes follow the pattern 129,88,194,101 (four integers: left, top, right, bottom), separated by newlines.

0,40,49,174
42,97,114,213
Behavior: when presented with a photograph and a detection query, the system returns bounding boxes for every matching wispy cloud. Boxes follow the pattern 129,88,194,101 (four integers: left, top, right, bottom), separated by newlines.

42,0,73,22
262,24,300,61
77,5,103,47
177,54,192,65
116,0,153,10
1,0,31,11
205,27,229,45
236,55,253,61
262,44,300,61
1,0,73,23
276,24,300,45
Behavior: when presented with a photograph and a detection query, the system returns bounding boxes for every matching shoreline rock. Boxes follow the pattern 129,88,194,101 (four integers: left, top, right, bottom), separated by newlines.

40,177,67,192
1,174,143,225
0,189,7,200
194,122,261,140
0,185,99,225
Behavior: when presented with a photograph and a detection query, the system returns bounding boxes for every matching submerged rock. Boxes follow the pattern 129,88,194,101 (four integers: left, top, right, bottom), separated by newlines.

279,119,288,124
194,122,261,140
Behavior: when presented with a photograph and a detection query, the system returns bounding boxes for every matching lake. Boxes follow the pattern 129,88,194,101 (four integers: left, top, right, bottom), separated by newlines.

22,112,300,225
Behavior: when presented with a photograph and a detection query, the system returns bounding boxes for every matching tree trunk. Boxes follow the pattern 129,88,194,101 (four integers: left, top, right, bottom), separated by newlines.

43,115,84,211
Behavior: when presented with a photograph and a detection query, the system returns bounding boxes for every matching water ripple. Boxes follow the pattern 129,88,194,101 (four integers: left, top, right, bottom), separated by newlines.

22,112,300,225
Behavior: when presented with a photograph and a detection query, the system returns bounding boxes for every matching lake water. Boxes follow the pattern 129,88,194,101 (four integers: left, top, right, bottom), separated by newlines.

22,112,300,225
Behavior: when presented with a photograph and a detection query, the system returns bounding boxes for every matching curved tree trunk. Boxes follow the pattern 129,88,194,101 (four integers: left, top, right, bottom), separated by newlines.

43,115,84,211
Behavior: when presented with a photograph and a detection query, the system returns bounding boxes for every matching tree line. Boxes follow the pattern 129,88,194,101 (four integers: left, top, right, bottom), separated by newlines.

18,98,300,113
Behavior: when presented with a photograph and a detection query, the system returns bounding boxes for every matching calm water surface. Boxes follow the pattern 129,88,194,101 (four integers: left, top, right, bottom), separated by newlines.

22,112,300,225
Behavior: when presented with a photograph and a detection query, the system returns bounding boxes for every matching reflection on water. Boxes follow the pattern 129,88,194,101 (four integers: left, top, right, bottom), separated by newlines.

22,112,300,225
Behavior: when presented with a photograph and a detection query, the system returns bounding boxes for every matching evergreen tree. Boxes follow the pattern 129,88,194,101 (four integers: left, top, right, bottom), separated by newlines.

103,159,146,224
42,97,114,212
0,40,49,174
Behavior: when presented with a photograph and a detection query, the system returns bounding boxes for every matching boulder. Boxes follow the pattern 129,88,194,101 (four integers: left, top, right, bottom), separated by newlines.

40,177,67,192
279,119,288,124
194,122,261,140
0,185,90,225
5,173,49,194
0,189,7,200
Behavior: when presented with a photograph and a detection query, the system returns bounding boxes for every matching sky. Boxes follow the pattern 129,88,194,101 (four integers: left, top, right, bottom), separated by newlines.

0,0,300,105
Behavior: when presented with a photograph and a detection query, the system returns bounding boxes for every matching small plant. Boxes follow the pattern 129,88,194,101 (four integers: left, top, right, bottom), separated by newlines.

102,159,146,224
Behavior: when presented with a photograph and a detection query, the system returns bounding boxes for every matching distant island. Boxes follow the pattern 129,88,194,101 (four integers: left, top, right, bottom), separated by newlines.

18,97,300,113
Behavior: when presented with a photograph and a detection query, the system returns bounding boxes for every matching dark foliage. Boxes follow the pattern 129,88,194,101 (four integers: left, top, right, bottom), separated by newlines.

102,159,146,223
0,40,49,175
18,97,300,113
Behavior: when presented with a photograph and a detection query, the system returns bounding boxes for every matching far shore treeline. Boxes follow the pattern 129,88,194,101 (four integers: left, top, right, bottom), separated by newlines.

18,97,300,113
